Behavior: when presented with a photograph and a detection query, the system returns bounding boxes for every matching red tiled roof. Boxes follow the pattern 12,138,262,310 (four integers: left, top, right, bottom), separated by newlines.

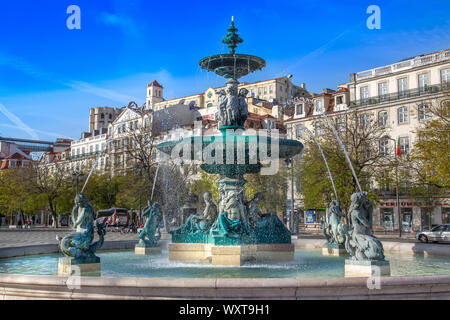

5,152,29,160
148,80,163,88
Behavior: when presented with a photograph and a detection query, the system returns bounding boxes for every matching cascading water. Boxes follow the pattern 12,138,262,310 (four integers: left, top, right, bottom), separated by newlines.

320,114,362,193
296,125,337,199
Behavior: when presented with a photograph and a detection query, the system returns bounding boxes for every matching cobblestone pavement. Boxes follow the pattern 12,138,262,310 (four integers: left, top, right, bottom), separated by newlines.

0,226,139,248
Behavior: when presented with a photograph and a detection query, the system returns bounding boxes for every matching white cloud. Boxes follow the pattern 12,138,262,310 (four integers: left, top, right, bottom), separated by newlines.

0,104,39,140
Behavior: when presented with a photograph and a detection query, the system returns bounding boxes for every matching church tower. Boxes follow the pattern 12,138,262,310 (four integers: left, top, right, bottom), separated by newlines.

146,80,164,110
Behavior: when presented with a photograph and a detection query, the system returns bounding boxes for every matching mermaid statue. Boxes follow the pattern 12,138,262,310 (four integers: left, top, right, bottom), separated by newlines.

57,194,106,263
344,192,385,261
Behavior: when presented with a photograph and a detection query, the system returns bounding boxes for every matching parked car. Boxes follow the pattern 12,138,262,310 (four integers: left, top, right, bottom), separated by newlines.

416,224,450,243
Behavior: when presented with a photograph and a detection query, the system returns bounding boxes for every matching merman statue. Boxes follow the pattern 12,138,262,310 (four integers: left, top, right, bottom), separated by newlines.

322,200,347,246
137,201,163,248
57,194,106,263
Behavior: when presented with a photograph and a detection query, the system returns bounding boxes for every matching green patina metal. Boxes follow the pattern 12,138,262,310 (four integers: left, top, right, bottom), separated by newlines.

222,19,243,54
159,19,302,247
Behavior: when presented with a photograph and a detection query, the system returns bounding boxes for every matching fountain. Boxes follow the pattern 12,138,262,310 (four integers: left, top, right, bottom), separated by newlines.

157,19,303,265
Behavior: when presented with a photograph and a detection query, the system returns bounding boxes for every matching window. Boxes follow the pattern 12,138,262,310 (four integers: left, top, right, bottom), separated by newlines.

101,113,105,119
399,136,410,155
269,86,273,94
378,111,388,126
398,106,408,124
360,113,370,129
258,88,262,96
264,87,267,95
251,90,255,97
441,68,450,86
398,78,408,98
378,82,388,101
315,122,323,136
296,104,303,115
280,85,283,92
336,96,343,105
418,73,429,93
337,117,345,132
314,100,323,114
81,147,85,154
379,138,390,155
360,86,369,103
295,125,304,139
95,144,99,152
418,104,431,121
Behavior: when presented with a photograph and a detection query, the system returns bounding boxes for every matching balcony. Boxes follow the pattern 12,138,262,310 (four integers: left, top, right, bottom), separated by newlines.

69,151,103,161
350,83,449,108
355,49,449,81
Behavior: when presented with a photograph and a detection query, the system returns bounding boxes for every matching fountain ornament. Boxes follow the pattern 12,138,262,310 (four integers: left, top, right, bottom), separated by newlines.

135,201,164,255
57,194,106,276
157,18,303,265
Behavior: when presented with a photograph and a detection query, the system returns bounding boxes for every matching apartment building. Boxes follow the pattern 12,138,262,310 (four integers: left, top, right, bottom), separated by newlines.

285,48,450,232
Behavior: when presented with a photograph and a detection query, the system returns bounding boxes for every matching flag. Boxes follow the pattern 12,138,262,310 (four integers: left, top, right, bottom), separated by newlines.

396,137,402,157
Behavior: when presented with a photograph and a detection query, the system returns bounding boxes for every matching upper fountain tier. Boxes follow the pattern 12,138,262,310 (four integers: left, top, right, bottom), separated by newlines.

198,18,266,80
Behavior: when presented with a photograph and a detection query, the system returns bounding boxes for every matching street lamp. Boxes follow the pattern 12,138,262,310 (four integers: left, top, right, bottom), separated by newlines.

284,157,296,234
72,171,84,194
386,137,402,238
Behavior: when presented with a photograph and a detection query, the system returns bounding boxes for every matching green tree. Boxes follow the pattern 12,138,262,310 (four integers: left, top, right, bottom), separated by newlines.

296,109,387,214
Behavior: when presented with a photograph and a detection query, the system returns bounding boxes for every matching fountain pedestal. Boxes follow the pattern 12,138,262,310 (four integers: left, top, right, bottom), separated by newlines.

58,257,101,277
135,245,162,255
322,243,348,257
169,243,294,266
344,259,391,278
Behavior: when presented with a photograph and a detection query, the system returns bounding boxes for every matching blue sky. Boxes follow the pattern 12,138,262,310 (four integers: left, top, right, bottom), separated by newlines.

0,0,449,140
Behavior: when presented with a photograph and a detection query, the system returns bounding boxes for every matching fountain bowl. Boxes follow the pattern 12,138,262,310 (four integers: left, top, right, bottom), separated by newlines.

199,54,266,79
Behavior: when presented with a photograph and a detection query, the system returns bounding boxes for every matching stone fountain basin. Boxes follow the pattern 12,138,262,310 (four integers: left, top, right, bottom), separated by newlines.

1,240,450,299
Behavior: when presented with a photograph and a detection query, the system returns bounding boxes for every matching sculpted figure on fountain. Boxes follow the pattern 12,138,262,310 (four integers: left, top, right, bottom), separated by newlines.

170,192,218,236
344,192,385,261
322,200,347,246
137,201,163,248
58,194,106,263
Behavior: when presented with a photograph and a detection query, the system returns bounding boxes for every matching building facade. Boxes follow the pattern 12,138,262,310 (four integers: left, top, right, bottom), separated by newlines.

285,48,450,232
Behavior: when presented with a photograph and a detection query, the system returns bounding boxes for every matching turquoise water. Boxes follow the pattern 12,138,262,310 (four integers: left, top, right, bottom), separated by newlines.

1,249,449,278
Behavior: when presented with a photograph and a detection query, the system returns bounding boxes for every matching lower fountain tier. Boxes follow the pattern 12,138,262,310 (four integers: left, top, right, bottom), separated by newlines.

169,243,294,266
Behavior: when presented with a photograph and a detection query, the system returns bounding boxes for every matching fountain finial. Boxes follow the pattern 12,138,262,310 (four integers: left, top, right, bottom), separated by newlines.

222,17,243,54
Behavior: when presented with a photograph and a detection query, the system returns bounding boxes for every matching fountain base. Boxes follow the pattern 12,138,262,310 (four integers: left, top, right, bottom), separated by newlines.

57,257,101,277
168,243,294,266
344,259,391,278
135,245,162,255
322,244,348,257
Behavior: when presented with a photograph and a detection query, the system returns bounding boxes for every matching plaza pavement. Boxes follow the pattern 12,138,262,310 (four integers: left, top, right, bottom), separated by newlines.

0,225,426,248
0,226,139,248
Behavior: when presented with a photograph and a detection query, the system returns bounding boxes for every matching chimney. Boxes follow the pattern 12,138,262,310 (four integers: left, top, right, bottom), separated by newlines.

301,83,306,89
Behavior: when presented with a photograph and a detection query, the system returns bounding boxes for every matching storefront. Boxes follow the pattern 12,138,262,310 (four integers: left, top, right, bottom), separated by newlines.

376,200,449,232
